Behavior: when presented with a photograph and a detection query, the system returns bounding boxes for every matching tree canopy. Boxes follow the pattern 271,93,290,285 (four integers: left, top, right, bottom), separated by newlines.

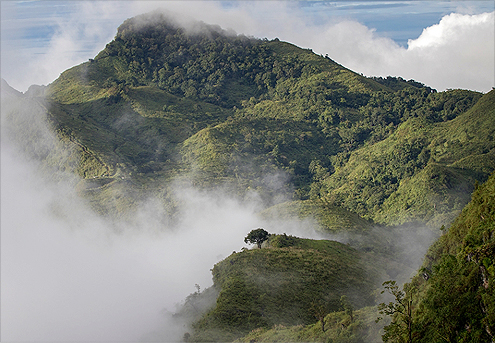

244,228,270,249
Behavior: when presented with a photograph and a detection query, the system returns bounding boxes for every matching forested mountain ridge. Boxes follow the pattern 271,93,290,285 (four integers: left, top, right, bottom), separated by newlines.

33,10,493,229
381,170,495,342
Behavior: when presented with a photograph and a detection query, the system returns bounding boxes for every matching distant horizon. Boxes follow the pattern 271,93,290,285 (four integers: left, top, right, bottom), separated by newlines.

1,1,494,93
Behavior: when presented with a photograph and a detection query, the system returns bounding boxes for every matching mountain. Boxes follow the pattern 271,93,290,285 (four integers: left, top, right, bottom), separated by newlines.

30,10,491,230
3,10,495,343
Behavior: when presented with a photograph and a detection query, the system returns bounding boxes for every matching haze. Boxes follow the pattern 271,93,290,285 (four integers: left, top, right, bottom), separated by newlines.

1,83,328,341
1,1,494,93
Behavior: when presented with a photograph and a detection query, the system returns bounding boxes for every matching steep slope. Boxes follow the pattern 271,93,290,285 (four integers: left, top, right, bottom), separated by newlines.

403,171,495,342
233,171,495,343
186,235,380,342
42,10,393,218
317,90,495,226
35,9,493,227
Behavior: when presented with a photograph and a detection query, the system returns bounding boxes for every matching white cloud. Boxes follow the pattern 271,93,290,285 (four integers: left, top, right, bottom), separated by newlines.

403,12,494,91
2,1,493,92
0,131,241,341
1,89,321,341
291,11,494,92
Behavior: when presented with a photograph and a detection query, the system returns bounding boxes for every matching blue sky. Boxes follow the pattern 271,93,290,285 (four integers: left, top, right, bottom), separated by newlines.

299,1,494,45
1,1,494,92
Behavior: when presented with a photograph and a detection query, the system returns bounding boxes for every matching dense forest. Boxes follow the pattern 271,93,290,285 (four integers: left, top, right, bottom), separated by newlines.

382,171,495,342
43,11,494,229
4,10,494,342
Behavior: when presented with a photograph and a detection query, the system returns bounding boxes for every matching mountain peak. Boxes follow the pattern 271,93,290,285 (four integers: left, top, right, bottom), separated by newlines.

115,9,240,41
1,78,24,98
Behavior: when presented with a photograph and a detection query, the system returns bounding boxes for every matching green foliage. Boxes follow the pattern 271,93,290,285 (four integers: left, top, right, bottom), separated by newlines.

318,90,494,225
235,306,383,343
370,76,434,92
98,11,325,108
244,228,270,248
41,10,494,226
340,295,354,322
190,235,377,341
377,281,414,343
392,172,495,342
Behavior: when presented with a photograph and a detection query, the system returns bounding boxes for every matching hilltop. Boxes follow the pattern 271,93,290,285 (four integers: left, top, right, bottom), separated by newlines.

179,234,381,342
20,9,490,231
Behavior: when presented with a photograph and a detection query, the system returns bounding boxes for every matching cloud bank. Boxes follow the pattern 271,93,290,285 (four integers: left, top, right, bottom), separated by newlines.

318,11,494,92
0,87,323,341
2,1,493,93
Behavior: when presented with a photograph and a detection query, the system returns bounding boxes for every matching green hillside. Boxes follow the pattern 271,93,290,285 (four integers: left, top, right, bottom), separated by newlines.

219,171,495,343
235,306,383,343
38,10,493,230
185,234,379,342
396,171,495,342
317,90,495,226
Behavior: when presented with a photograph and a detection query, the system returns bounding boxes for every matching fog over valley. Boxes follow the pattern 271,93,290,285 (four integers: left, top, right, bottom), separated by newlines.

1,84,327,341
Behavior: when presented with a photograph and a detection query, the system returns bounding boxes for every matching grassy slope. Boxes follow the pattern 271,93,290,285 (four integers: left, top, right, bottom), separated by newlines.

261,200,373,234
266,40,389,94
44,29,395,221
320,90,495,226
235,306,383,343
42,13,493,229
178,40,385,188
234,170,495,343
190,235,379,342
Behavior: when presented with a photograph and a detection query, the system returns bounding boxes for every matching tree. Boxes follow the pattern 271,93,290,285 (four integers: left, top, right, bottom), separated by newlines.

244,228,270,249
376,280,414,343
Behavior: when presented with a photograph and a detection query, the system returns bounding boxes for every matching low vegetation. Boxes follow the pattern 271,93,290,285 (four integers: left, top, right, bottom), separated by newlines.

39,10,493,228
185,234,379,342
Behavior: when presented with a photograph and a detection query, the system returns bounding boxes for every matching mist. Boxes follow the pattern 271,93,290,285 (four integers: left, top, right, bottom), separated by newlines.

2,2,493,93
0,84,331,342
1,4,464,337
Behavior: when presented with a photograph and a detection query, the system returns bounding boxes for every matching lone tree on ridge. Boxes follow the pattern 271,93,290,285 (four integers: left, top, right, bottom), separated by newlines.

244,228,270,249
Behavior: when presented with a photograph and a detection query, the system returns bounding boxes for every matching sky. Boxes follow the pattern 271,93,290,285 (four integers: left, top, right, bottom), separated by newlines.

1,1,494,93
